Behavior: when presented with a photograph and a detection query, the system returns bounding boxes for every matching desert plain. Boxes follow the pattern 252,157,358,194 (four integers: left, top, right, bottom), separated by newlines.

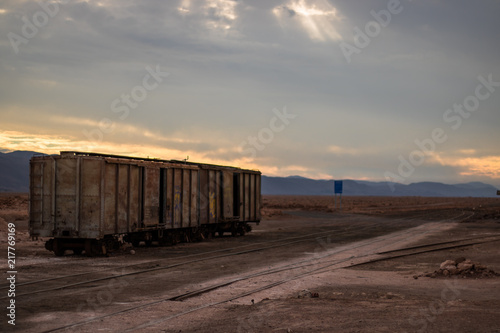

1,193,500,332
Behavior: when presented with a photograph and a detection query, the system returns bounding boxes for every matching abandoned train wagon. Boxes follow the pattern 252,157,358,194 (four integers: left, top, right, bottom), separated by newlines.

29,151,261,256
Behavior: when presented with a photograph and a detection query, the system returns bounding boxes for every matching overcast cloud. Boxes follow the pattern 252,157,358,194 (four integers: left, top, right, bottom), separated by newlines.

1,0,499,186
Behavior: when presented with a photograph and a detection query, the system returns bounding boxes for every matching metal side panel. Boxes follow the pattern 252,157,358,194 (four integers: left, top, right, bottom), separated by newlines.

29,160,42,230
182,169,191,227
199,169,209,224
244,173,250,221
143,167,160,227
239,173,244,221
42,159,55,234
129,165,140,231
256,174,261,220
116,164,129,234
222,171,233,220
173,168,182,228
29,159,53,237
165,168,173,229
190,170,199,227
208,170,217,223
103,163,117,235
54,157,78,237
250,174,256,221
216,171,221,222
79,158,101,238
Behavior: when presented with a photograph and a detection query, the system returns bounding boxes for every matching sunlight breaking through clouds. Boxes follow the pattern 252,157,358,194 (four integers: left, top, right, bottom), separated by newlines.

178,0,238,31
273,0,342,41
178,0,191,14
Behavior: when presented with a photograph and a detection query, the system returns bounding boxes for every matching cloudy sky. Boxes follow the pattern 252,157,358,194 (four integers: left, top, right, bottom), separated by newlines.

1,0,499,186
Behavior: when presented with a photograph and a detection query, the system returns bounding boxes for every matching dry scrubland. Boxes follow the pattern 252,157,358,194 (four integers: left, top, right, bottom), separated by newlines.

262,194,500,219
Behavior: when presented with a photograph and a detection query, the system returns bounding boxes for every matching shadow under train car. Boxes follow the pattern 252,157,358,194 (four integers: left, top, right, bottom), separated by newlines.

29,151,261,256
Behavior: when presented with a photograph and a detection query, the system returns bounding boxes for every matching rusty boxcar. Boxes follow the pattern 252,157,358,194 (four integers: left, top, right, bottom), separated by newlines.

29,151,261,256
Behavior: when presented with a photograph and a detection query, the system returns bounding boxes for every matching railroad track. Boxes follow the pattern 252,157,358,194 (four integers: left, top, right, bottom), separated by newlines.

128,233,500,332
38,211,493,332
1,218,399,300
12,208,460,297
5,210,473,295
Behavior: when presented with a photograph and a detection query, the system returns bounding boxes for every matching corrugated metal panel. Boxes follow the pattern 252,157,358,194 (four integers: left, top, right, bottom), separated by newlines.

190,170,199,227
165,168,173,229
79,158,101,238
129,165,140,232
182,169,190,227
238,173,244,221
244,173,250,220
43,158,54,228
143,167,160,227
199,169,209,224
208,170,217,223
29,160,45,235
216,171,221,221
103,163,117,235
117,164,129,234
250,173,256,220
173,168,182,228
55,157,77,234
222,171,233,219
256,173,261,220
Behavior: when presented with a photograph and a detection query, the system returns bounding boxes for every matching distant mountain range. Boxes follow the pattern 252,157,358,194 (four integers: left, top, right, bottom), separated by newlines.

0,151,41,192
262,176,499,197
0,151,498,197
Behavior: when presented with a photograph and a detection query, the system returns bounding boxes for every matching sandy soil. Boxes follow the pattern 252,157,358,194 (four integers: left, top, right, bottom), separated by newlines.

1,194,500,332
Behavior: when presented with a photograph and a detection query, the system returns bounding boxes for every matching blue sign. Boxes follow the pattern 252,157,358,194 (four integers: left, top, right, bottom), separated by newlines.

334,180,343,194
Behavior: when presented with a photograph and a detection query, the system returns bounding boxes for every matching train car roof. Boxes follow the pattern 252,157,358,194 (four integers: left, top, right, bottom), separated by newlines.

55,151,261,174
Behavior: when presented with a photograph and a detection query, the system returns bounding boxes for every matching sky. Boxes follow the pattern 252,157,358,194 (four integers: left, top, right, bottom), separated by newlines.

1,0,499,187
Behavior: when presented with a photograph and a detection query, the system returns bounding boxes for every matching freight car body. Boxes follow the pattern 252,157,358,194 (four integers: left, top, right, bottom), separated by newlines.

29,152,261,256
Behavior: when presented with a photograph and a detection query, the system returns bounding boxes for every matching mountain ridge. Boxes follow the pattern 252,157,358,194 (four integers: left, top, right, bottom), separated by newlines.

0,151,42,192
0,151,498,197
262,176,499,197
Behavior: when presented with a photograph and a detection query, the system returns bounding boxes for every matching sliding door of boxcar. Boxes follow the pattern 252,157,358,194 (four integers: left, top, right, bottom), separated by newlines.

240,172,259,222
165,168,199,229
199,169,220,225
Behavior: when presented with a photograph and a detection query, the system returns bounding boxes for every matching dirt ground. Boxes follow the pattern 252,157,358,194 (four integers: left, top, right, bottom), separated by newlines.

1,193,500,332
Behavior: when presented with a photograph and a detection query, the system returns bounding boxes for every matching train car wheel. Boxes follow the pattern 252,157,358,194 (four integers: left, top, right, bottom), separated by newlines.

84,239,97,256
231,223,238,237
53,239,65,256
